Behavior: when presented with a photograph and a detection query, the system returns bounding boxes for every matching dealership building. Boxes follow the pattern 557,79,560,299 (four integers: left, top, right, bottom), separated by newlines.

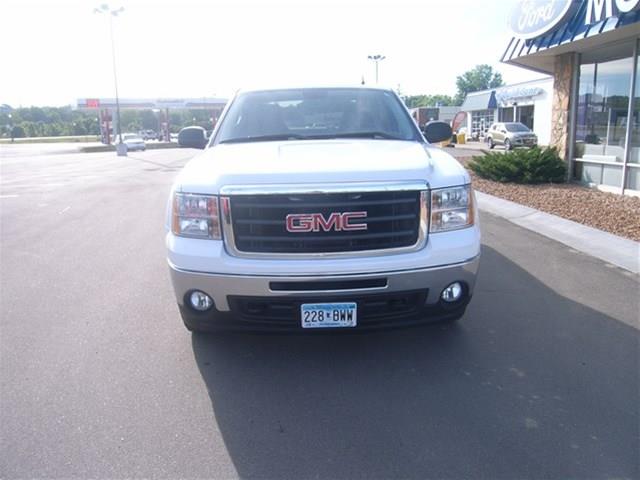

462,77,554,145
499,0,640,195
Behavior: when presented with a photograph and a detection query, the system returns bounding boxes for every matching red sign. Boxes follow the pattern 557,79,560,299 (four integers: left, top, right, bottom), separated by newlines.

86,98,100,108
451,111,467,133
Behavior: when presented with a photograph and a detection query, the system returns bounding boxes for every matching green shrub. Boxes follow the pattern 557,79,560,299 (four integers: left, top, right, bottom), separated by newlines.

468,147,566,184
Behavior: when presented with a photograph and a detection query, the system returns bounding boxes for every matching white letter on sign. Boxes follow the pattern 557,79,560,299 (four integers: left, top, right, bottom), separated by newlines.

586,0,613,23
616,0,640,13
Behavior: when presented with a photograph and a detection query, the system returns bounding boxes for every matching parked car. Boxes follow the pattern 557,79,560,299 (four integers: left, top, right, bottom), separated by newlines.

486,122,537,150
121,133,146,151
177,126,208,149
139,130,157,141
165,86,481,333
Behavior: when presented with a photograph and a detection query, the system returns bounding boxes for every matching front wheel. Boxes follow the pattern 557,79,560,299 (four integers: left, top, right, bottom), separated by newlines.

504,139,512,151
487,137,495,149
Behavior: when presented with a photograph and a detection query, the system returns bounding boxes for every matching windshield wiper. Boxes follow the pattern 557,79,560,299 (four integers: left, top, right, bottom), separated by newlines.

322,131,405,140
219,131,407,144
219,134,307,144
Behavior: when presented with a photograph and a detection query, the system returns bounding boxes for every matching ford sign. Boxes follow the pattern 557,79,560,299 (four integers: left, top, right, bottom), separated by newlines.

510,0,576,39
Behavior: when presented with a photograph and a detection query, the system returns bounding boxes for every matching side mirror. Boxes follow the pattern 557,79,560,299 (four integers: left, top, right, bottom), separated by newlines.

423,121,453,144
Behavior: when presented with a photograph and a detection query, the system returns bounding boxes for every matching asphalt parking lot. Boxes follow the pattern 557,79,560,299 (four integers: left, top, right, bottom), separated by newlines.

1,148,638,479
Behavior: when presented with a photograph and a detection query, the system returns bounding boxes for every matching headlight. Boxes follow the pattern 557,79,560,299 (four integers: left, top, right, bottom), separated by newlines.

430,185,474,233
172,193,221,239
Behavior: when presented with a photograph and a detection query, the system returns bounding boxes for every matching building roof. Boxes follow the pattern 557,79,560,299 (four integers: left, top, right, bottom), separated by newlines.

461,91,497,111
461,77,553,111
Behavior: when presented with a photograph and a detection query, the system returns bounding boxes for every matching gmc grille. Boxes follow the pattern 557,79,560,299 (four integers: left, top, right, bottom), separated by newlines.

226,190,423,254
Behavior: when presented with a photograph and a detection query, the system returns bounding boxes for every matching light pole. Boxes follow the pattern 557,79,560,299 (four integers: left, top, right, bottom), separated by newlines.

94,4,126,156
367,54,386,84
7,113,13,142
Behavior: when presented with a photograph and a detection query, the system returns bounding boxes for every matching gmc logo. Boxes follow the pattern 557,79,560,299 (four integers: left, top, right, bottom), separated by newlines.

286,212,368,233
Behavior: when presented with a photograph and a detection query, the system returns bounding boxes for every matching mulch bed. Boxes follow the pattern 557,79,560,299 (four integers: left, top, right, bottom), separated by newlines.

456,158,640,242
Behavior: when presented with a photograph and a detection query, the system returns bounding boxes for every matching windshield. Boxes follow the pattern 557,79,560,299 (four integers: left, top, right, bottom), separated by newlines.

215,88,420,144
505,123,531,132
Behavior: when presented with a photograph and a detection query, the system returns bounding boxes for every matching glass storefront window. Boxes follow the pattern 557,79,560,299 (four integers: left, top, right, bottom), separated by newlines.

471,109,494,138
573,41,638,190
575,57,633,166
626,45,639,190
629,50,640,164
498,107,514,122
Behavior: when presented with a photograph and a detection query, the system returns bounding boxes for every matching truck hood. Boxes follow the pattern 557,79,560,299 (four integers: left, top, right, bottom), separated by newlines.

174,139,469,194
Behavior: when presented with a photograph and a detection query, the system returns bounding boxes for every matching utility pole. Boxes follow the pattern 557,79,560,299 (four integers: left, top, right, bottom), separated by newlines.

95,4,126,156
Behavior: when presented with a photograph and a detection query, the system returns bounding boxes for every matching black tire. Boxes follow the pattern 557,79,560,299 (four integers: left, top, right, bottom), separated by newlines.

504,139,512,151
487,137,495,149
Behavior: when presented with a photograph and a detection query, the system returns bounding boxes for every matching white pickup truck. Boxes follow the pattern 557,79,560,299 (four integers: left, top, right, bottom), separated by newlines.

166,87,480,332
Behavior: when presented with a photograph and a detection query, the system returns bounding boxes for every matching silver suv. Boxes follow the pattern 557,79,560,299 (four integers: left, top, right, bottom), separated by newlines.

486,122,537,150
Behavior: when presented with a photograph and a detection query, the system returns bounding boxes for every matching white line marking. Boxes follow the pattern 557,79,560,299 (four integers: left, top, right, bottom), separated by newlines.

58,206,71,214
0,194,19,199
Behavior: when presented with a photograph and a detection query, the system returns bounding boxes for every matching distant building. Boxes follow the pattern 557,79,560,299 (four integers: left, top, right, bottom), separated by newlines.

409,106,461,129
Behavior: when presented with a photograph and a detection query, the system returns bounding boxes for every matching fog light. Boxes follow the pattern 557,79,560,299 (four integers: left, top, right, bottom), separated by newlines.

189,291,213,311
441,282,463,303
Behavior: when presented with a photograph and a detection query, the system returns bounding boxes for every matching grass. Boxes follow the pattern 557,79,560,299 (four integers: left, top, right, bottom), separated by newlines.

0,135,102,144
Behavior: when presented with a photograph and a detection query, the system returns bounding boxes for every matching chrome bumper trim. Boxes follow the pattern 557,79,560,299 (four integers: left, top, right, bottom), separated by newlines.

169,255,480,311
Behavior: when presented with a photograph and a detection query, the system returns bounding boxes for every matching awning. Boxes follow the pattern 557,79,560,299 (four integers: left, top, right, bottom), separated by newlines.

461,90,497,112
502,3,640,74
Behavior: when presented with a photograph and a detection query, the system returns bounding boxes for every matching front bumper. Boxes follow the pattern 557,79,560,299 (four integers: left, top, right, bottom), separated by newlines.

513,138,537,146
169,256,480,332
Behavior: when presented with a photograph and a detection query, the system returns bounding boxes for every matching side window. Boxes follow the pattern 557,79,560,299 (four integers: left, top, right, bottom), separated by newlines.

490,124,497,131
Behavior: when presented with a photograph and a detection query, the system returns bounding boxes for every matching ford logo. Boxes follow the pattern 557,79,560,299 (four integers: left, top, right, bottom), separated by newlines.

510,0,576,39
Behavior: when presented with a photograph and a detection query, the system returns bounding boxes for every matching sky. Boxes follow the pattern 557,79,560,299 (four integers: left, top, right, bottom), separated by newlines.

0,0,549,107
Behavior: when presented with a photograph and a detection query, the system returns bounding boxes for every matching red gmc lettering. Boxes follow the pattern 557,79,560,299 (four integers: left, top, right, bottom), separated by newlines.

315,212,341,232
286,212,368,232
341,211,368,231
286,214,314,232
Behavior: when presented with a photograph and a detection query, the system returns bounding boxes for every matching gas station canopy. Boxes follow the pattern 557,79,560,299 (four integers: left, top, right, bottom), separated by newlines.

76,97,227,110
76,97,228,145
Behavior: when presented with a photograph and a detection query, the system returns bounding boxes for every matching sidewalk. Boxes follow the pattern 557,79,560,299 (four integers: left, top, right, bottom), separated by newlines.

476,191,640,274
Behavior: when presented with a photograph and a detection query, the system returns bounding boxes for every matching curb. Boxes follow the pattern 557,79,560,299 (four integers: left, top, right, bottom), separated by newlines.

79,142,179,153
475,191,640,274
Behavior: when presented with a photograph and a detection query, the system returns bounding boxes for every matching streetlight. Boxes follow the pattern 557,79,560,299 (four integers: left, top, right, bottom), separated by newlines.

7,113,13,142
94,3,126,156
367,54,386,84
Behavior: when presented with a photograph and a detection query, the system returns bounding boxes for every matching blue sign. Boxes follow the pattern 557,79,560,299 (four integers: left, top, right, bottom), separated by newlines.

510,0,576,39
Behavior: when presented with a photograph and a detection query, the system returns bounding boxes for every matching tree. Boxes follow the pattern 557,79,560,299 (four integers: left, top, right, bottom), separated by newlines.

11,125,25,138
454,64,504,105
140,110,158,130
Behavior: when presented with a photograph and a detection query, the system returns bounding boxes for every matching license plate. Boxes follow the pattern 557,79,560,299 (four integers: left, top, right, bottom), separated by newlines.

301,302,357,328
